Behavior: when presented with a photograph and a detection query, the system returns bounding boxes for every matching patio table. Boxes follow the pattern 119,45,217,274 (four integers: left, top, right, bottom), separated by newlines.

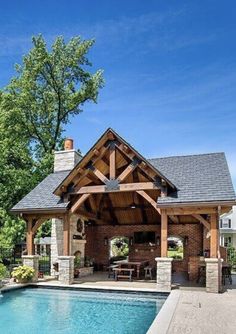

113,260,149,279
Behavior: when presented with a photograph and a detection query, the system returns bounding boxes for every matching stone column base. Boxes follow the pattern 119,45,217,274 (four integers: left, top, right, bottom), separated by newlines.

205,258,222,293
22,255,39,282
155,257,173,292
58,256,75,285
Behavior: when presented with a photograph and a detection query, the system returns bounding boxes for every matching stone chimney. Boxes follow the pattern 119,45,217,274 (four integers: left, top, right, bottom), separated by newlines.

54,138,82,172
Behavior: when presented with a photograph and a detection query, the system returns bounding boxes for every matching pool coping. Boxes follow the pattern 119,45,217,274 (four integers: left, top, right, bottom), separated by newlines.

147,289,180,334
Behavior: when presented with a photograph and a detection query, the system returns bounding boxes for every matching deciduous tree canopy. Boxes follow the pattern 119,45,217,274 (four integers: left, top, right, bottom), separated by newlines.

0,35,104,246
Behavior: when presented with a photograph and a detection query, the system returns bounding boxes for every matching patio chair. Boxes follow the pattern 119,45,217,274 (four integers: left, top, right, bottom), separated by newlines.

144,266,153,280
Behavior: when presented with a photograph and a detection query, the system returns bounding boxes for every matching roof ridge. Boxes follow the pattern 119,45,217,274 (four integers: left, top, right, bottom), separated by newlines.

148,152,225,160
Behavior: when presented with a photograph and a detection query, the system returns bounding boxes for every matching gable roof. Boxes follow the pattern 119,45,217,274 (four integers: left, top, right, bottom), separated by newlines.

11,170,70,213
150,152,236,205
11,130,236,213
53,128,176,196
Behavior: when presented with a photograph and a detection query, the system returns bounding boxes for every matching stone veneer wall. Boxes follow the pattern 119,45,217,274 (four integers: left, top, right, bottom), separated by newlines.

51,218,64,275
70,214,87,267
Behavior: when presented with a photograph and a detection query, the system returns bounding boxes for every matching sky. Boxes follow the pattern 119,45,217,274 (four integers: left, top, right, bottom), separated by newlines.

0,0,236,187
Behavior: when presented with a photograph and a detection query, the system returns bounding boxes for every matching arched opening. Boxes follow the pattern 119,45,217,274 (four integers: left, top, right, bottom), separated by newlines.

109,236,129,262
167,236,184,260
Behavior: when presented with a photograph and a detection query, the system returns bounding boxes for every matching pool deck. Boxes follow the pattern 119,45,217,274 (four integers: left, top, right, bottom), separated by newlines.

148,274,236,334
2,273,236,334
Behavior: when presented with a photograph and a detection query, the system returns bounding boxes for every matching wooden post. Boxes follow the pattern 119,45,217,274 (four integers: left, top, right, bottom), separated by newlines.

161,210,168,257
109,145,116,179
210,213,219,258
26,218,35,255
63,215,70,256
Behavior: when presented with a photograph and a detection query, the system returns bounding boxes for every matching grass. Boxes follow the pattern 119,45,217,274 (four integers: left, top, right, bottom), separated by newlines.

168,249,183,259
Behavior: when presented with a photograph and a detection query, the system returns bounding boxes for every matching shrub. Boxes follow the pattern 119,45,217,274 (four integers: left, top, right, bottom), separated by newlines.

74,256,81,268
0,263,7,280
12,265,35,283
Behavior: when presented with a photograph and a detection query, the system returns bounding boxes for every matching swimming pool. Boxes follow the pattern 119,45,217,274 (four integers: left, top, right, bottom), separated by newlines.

0,287,166,334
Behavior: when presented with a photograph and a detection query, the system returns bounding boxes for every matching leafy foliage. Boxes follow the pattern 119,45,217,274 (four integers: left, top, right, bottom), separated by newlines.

12,265,35,282
4,35,104,158
0,263,8,280
0,34,104,246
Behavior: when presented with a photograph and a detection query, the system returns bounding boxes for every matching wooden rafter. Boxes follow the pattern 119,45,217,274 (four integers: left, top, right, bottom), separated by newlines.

136,190,161,215
116,143,164,183
73,182,160,194
88,165,109,184
71,193,91,213
169,215,179,224
192,214,210,230
117,158,140,183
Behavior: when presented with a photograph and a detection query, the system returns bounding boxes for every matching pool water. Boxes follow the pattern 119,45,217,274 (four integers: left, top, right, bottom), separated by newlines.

0,288,166,334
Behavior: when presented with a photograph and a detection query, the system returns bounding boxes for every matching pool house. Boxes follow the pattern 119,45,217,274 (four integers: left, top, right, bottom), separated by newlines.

11,128,236,293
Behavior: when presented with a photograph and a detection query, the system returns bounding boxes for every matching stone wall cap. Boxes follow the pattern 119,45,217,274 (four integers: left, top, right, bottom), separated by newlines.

22,255,40,259
58,256,75,260
205,258,223,263
155,257,173,262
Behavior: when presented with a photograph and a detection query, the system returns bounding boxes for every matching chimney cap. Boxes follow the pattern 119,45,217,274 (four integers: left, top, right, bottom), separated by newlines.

64,138,74,150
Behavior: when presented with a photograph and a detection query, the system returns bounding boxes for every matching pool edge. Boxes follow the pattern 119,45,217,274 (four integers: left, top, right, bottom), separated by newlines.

146,290,180,334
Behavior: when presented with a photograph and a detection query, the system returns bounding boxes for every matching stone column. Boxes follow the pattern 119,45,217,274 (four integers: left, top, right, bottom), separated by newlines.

155,257,173,292
205,258,222,293
58,256,75,285
22,255,39,282
51,218,64,276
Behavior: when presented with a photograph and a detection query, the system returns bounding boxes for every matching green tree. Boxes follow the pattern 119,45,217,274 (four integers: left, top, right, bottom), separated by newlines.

0,34,104,246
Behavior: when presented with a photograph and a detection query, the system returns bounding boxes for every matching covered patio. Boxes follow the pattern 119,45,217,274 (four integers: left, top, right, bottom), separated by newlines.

11,128,236,292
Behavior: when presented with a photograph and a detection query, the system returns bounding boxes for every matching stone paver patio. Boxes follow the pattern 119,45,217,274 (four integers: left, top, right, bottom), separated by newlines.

167,288,236,334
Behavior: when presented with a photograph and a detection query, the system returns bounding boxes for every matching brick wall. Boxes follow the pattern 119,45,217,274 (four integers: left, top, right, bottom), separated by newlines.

85,223,203,272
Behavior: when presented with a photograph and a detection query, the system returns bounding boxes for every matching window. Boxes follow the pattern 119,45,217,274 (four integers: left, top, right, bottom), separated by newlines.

220,219,223,228
222,219,231,229
224,236,232,247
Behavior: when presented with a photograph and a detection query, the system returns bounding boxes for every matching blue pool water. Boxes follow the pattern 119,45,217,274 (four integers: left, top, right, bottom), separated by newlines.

0,288,166,334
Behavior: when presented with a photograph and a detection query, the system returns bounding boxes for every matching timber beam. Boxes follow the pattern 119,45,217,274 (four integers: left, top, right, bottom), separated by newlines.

136,190,161,215
71,193,91,213
72,182,160,194
169,215,179,224
165,207,217,215
192,214,210,230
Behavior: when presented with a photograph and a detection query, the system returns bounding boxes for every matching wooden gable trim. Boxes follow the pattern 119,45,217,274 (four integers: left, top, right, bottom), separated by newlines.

54,128,176,196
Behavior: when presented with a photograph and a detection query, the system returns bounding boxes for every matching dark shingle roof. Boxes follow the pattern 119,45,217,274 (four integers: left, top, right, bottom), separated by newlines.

11,170,70,212
11,152,235,213
148,152,236,204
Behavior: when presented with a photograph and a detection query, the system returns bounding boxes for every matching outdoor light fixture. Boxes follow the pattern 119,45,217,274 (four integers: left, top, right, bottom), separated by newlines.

104,237,108,246
156,236,160,246
129,236,134,246
184,236,189,246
